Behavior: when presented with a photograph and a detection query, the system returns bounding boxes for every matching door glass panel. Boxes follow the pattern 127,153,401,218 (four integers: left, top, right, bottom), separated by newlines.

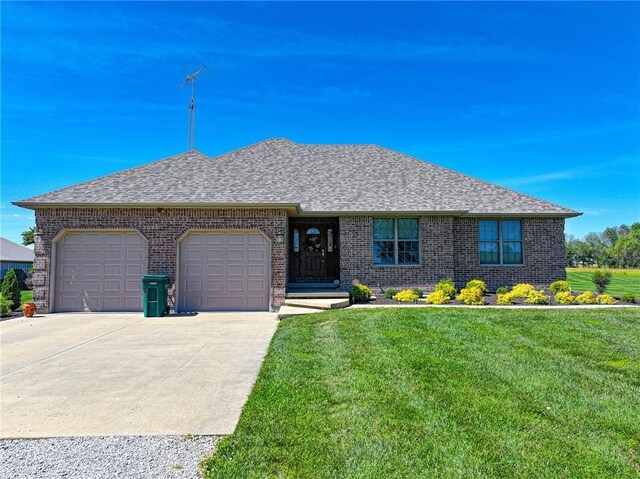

327,228,334,252
306,227,320,235
293,229,299,253
304,228,321,252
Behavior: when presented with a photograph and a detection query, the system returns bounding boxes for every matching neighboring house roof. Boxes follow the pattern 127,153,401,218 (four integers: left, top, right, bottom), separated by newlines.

14,138,579,217
0,237,35,263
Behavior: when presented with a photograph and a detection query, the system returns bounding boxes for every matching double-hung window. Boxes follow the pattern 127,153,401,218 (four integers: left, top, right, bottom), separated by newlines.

373,218,419,265
479,219,523,265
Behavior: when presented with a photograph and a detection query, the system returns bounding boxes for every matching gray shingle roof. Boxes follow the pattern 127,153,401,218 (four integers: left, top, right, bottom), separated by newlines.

0,237,35,263
14,138,579,217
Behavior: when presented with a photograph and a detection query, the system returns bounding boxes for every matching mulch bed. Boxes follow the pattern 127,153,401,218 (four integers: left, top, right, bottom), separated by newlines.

362,291,638,307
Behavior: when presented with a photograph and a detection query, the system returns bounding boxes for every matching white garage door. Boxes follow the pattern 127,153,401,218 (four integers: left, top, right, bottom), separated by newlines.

54,231,147,312
178,232,270,312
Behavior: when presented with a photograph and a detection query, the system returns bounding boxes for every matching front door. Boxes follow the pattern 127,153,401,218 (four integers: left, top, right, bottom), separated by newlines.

290,219,339,283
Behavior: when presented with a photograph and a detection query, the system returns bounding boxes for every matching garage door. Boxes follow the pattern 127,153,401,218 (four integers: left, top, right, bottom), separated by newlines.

54,231,147,312
178,232,270,312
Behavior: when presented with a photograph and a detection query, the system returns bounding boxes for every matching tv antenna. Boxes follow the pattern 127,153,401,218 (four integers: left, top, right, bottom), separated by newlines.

180,66,205,151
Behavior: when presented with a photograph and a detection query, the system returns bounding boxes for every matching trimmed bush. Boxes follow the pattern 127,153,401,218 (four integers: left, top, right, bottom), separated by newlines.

0,298,13,317
456,287,484,305
554,291,577,305
393,289,418,303
525,290,549,305
510,283,535,299
435,279,457,300
350,284,373,302
591,270,612,294
465,279,487,296
412,288,424,298
383,289,397,299
598,294,616,305
621,292,636,303
575,291,598,305
1,269,21,310
497,293,516,305
550,280,570,294
425,290,449,305
496,286,509,295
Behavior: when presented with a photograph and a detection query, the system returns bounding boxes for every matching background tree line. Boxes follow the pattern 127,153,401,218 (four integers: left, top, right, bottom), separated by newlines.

565,222,640,268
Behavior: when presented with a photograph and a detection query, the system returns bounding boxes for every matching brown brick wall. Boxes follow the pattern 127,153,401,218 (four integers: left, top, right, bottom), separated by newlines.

453,217,566,290
33,208,288,312
339,215,566,292
339,216,455,291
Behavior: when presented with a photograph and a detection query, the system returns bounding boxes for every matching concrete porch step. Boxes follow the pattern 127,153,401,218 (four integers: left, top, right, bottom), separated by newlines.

283,298,350,310
286,290,350,299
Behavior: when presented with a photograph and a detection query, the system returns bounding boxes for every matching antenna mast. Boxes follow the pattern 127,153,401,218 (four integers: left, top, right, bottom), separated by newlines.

180,66,205,150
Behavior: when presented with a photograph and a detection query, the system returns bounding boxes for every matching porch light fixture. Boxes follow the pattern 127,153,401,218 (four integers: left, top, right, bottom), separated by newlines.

275,230,285,243
34,227,43,243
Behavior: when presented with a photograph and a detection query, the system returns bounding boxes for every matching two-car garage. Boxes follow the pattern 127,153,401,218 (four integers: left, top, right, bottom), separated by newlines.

52,230,271,313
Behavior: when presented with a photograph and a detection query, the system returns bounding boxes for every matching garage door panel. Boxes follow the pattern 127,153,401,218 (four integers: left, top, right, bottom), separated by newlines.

55,232,146,312
179,232,269,312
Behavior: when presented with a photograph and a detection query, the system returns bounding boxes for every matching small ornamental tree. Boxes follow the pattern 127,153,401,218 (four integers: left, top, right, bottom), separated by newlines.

591,270,612,294
1,269,21,310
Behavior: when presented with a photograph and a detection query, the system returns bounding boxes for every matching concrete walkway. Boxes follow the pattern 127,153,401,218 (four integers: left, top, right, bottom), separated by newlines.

0,312,278,438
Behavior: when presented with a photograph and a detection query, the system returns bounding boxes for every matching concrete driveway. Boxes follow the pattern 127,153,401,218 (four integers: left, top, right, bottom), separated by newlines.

0,312,278,438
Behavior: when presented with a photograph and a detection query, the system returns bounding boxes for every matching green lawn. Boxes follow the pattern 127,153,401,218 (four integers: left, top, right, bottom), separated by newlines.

202,308,639,479
566,268,640,297
20,290,32,305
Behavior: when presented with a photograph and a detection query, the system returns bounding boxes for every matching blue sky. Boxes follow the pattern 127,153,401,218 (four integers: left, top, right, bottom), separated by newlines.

2,1,639,244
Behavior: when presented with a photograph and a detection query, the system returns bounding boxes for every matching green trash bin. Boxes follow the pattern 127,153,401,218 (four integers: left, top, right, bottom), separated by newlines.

141,274,170,317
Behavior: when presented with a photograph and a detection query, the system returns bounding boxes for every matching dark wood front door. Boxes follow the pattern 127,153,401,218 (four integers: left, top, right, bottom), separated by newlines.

290,219,339,282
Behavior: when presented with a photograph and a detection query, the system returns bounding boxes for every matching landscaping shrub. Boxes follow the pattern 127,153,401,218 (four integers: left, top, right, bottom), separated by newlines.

0,298,13,317
350,284,373,302
591,270,612,294
425,290,449,305
575,291,598,305
510,283,535,299
496,286,509,295
383,289,397,299
465,279,487,295
598,294,616,305
435,279,457,299
550,280,570,294
554,291,577,305
621,292,636,303
393,289,418,303
525,290,549,305
497,293,516,305
456,287,484,305
412,288,424,298
1,269,21,310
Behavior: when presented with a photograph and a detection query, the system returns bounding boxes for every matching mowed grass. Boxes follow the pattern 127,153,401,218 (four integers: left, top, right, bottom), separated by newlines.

20,290,32,305
566,268,640,296
202,308,640,479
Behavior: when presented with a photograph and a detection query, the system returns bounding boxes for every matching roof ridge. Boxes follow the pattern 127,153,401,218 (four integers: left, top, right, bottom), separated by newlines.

374,145,578,214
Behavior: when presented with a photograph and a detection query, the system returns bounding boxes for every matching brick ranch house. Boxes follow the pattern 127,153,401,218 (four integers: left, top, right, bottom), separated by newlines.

14,138,580,313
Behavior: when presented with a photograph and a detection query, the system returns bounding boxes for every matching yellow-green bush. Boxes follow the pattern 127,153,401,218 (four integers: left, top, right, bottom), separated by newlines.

350,284,372,302
550,280,570,294
456,287,484,305
393,289,418,303
435,279,457,299
524,290,549,305
465,279,487,295
426,290,449,305
497,292,516,305
554,291,577,305
510,283,535,299
598,294,616,305
575,291,597,305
